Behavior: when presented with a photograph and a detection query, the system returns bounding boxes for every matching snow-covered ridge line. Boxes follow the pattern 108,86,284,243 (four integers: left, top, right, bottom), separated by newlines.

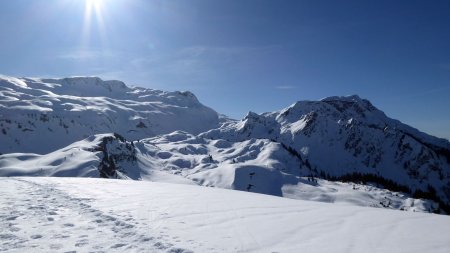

1,75,450,214
201,94,450,212
0,75,220,154
0,132,445,214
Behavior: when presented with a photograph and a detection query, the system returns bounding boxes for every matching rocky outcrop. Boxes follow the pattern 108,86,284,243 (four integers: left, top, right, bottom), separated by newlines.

95,134,137,179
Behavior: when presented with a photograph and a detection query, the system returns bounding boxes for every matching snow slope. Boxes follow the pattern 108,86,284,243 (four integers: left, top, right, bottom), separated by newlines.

201,95,450,210
1,75,450,214
1,177,449,253
0,75,219,154
0,132,439,213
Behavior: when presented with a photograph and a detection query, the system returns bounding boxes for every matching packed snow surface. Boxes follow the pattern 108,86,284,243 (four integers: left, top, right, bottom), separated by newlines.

1,177,449,253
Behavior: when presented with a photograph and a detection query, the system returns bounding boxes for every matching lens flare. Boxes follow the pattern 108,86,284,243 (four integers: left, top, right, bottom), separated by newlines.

82,0,106,48
87,0,103,8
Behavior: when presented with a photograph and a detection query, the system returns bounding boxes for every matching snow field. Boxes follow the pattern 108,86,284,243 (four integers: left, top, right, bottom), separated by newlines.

1,177,450,253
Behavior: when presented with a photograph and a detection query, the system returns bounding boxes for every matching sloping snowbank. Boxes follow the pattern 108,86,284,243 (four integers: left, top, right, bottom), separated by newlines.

1,177,449,252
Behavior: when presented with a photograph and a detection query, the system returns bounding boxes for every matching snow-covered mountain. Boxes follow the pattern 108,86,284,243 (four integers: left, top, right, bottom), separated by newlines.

0,130,443,213
201,95,450,211
0,75,219,154
1,75,450,214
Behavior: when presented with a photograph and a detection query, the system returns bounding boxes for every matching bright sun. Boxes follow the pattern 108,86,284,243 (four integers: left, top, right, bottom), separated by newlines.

82,0,106,47
86,0,103,11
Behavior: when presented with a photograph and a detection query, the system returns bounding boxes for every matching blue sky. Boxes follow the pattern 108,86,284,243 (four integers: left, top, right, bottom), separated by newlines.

0,0,449,139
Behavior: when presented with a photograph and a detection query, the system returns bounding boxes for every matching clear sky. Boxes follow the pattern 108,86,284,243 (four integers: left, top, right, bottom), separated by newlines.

0,0,449,139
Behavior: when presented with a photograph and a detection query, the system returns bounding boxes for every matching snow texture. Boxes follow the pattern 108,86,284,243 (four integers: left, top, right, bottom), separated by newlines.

1,177,449,253
1,75,450,214
0,75,219,154
0,132,442,213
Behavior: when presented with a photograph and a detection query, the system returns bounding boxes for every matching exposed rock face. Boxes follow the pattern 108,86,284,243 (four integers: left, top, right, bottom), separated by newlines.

95,133,137,179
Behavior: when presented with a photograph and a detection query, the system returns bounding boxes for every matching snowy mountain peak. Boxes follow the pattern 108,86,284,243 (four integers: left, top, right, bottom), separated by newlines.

38,76,129,97
0,75,219,154
241,111,274,130
176,90,198,101
279,95,380,122
244,111,262,120
199,95,450,212
321,94,365,103
2,75,450,215
321,94,379,115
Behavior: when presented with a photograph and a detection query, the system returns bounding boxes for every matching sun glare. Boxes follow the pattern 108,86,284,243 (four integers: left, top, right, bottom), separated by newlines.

85,0,104,18
86,0,103,10
82,0,106,48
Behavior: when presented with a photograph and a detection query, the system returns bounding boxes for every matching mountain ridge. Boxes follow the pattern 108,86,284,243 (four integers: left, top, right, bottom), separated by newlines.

0,75,219,154
1,75,449,214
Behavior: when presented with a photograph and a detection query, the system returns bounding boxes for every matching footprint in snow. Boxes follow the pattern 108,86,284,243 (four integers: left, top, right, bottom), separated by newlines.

9,226,21,232
0,234,19,240
115,220,134,228
102,215,116,221
49,244,63,250
154,242,173,250
53,234,70,239
28,205,45,210
111,243,127,248
141,236,154,242
75,239,89,247
167,248,194,253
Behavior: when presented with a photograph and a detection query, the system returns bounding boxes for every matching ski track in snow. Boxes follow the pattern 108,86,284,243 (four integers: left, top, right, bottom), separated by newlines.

0,178,193,253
